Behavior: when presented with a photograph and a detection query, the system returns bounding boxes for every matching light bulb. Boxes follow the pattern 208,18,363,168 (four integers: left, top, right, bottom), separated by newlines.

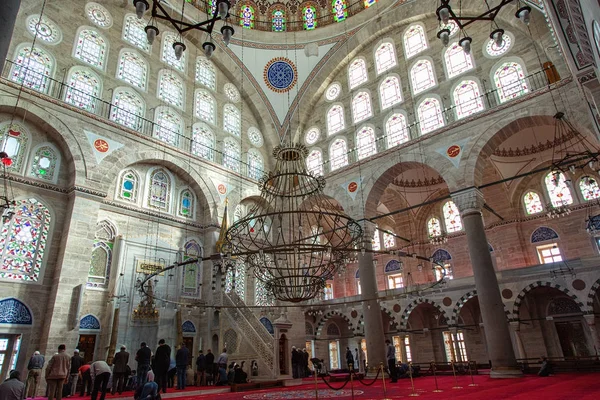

134,0,149,19
173,41,186,60
459,36,472,55
516,6,531,25
221,25,234,47
437,29,450,47
437,6,450,25
145,25,158,45
217,0,230,19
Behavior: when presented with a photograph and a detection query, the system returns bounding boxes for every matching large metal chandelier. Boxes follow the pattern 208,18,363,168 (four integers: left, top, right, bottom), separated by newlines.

225,144,362,303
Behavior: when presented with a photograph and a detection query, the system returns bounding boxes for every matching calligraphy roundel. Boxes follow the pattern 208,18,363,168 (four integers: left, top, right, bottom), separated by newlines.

264,58,298,93
94,139,109,153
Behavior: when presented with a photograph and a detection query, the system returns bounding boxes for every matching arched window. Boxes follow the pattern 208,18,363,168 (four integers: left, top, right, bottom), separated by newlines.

122,14,150,52
332,0,347,22
153,107,182,146
453,80,484,119
352,92,373,123
417,98,444,134
380,75,402,109
580,176,600,200
372,228,381,251
303,5,318,30
64,67,102,112
195,57,216,90
356,126,376,160
383,231,395,249
239,5,255,29
195,90,216,124
404,25,427,58
272,9,286,31
182,239,202,297
225,261,246,298
442,201,462,232
375,42,397,74
544,171,573,207
224,104,241,136
30,144,60,182
427,217,442,237
191,123,215,161
116,50,147,89
161,33,185,72
148,169,172,211
523,191,543,214
0,198,51,282
247,149,264,180
74,28,107,68
327,104,345,135
255,280,275,306
118,169,139,202
307,149,323,176
223,137,241,172
11,45,54,93
0,123,29,173
410,59,436,94
87,220,116,289
386,113,409,148
364,0,377,7
493,61,528,103
158,70,184,109
329,138,348,171
444,43,474,78
178,189,195,218
348,58,368,89
110,88,145,130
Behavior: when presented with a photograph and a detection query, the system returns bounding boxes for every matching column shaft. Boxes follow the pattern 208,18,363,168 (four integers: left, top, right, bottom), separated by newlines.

0,0,20,72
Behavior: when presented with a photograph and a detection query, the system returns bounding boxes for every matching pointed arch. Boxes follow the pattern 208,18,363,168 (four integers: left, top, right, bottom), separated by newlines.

223,104,241,137
80,314,100,330
443,42,474,78
146,167,173,212
544,171,574,207
247,148,264,180
306,148,323,176
29,142,61,183
530,227,559,243
512,282,584,321
0,298,33,325
492,58,528,103
523,191,544,214
178,188,196,219
223,137,241,172
399,298,448,330
116,169,141,203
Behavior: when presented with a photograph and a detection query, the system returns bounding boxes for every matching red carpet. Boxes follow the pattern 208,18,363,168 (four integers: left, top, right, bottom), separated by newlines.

59,373,600,399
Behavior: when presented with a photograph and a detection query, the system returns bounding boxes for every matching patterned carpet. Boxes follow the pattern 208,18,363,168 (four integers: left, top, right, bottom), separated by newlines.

242,389,363,399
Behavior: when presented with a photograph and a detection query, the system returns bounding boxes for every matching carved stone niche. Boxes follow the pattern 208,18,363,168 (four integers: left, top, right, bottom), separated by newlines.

547,297,581,316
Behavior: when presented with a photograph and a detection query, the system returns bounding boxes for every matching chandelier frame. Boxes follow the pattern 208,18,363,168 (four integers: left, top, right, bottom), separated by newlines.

139,0,231,35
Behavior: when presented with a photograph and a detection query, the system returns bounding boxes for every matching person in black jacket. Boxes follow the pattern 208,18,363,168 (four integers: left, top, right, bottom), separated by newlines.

68,350,84,397
154,339,171,394
205,349,215,385
345,347,354,371
135,343,152,389
111,346,130,395
175,343,190,390
195,350,206,386
291,347,301,379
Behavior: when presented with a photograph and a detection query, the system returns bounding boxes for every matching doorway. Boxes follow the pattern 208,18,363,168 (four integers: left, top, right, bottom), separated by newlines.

278,334,288,375
0,334,21,381
555,321,591,358
183,337,194,365
211,334,219,353
78,335,97,363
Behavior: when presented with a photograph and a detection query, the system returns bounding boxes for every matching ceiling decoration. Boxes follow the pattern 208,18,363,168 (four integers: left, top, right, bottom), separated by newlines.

263,57,298,93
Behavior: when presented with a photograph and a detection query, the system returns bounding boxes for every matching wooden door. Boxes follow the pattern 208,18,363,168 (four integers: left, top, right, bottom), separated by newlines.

78,335,96,363
183,337,194,365
278,334,288,375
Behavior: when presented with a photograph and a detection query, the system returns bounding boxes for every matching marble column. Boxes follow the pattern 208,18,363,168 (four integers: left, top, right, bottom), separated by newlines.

0,0,20,72
584,315,600,356
357,221,386,371
509,321,527,360
452,188,521,377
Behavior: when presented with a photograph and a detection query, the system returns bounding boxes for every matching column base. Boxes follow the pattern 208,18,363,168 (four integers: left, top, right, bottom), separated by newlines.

489,367,523,378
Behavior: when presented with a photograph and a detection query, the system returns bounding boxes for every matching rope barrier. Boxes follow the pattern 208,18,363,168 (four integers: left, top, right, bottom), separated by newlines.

317,365,383,390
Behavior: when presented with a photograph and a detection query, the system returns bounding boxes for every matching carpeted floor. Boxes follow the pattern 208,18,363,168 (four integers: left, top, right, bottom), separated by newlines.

58,373,600,400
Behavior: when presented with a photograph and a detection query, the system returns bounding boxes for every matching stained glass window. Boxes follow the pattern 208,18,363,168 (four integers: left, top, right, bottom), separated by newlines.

223,137,241,172
356,126,376,160
580,176,600,200
443,201,462,232
327,105,345,135
303,5,318,30
348,58,368,89
332,0,348,22
453,80,484,119
386,113,409,148
178,189,194,218
330,138,348,171
372,229,381,251
410,59,436,94
64,68,102,112
441,20,459,37
11,45,53,93
74,29,107,68
248,128,264,147
161,33,185,72
123,14,150,52
225,261,246,299
417,98,444,135
545,171,574,207
272,9,286,31
148,169,171,211
88,242,111,288
196,57,216,89
239,5,255,29
427,217,442,237
191,123,215,161
224,104,241,136
30,145,59,182
86,2,113,28
307,149,323,176
364,0,377,7
523,191,543,214
352,92,373,123
247,149,264,180
0,198,51,282
195,90,216,124
182,240,202,297
116,51,147,89
153,107,182,146
485,34,512,57
305,127,320,145
158,70,184,109
404,25,427,58
0,123,29,173
208,0,217,16
26,15,62,44
383,231,395,249
375,42,397,74
110,89,144,130
494,62,528,103
444,43,474,78
326,83,342,101
224,83,241,103
380,75,402,109
255,279,274,306
118,170,139,202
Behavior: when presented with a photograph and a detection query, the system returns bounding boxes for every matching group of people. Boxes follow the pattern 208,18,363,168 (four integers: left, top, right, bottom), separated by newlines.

290,347,310,379
345,347,366,373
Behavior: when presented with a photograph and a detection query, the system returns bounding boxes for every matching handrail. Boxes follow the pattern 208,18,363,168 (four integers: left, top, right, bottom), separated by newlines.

227,290,274,345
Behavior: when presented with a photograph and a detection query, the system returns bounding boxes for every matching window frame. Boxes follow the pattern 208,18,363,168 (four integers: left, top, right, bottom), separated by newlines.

374,40,398,75
536,243,563,264
72,26,108,70
409,57,438,96
402,23,428,59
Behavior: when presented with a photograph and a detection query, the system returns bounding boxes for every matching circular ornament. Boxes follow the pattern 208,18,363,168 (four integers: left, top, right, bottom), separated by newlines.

441,20,459,37
502,288,513,299
347,182,358,193
247,127,264,147
446,145,461,158
485,34,512,57
217,184,227,195
572,279,586,291
263,57,298,93
305,128,320,145
325,82,342,101
85,2,113,28
442,297,453,307
93,139,109,153
26,15,62,44
224,83,241,103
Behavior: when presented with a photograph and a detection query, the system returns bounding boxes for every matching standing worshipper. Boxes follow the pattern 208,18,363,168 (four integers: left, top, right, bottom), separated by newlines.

89,361,111,400
216,349,228,370
302,349,309,378
135,342,152,390
345,347,354,371
25,351,44,399
154,339,171,394
0,371,25,400
359,347,366,373
69,350,84,397
291,347,299,378
385,339,397,383
175,343,190,390
111,346,130,395
205,349,215,385
195,350,206,386
354,348,359,372
45,344,71,400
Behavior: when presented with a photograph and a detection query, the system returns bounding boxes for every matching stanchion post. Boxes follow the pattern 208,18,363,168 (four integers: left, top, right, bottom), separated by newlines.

381,363,392,400
451,360,462,389
431,361,442,393
350,363,355,400
408,362,420,397
468,360,478,386
314,366,319,400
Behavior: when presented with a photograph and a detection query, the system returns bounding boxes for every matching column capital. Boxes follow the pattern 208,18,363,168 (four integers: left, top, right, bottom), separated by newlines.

451,188,485,216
